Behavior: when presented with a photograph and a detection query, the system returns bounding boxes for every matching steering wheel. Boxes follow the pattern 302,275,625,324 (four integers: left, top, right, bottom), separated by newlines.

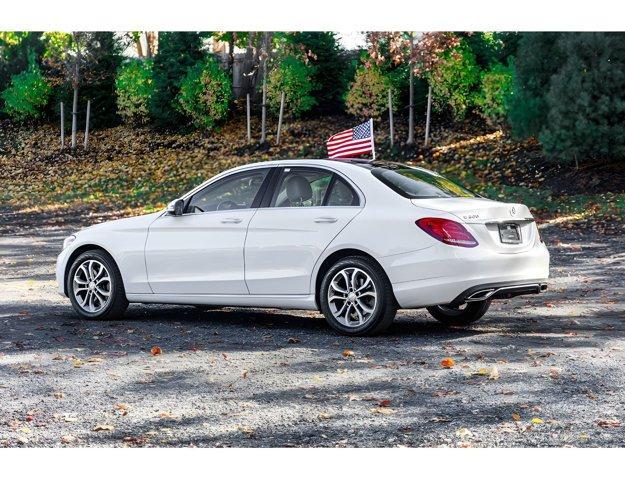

217,200,239,211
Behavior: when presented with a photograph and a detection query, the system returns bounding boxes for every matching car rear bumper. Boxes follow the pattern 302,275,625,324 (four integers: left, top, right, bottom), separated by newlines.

386,242,550,309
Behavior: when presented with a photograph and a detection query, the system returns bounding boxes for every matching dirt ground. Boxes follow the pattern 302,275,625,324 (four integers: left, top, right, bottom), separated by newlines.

1,207,624,447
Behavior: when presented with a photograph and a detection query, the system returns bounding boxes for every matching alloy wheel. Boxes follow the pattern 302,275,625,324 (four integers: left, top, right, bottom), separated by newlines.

72,259,112,314
327,267,377,327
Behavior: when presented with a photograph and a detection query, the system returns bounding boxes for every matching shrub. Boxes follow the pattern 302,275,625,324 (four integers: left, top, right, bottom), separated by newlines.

474,63,513,127
176,56,231,130
345,64,396,120
115,59,154,124
1,62,51,121
427,41,480,120
267,56,316,117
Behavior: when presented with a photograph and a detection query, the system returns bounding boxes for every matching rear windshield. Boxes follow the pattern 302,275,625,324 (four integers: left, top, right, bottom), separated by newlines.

363,162,477,199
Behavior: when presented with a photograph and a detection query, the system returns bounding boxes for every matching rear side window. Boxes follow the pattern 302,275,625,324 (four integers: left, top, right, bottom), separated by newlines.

326,177,359,206
371,165,477,199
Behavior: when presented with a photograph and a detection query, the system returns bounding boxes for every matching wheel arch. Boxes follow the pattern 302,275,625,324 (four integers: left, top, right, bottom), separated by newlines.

64,244,118,295
313,248,395,310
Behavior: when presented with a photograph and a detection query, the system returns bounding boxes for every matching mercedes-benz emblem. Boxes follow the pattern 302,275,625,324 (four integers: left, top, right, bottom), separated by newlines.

510,206,516,216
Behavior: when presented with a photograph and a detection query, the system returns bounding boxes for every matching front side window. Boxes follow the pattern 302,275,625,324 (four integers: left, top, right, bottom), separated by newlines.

186,168,269,213
271,168,333,207
368,162,477,199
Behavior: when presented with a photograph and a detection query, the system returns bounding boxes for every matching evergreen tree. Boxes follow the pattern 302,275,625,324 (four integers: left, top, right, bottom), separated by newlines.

507,32,563,139
541,33,625,165
149,32,204,126
80,32,123,127
286,32,348,113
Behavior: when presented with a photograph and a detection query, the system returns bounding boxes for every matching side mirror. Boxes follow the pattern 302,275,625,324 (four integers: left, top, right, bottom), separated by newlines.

166,198,185,216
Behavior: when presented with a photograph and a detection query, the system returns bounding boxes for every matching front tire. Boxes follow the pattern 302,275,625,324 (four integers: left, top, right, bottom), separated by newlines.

426,300,491,326
319,256,397,336
68,250,128,320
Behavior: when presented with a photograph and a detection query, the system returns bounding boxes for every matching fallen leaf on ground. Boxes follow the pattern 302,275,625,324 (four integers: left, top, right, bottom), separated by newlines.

531,418,544,424
287,337,301,344
370,407,395,415
455,428,473,438
60,435,76,444
318,412,332,420
150,346,162,356
342,349,355,358
549,367,560,379
512,413,521,422
597,419,621,428
92,424,115,432
440,358,455,369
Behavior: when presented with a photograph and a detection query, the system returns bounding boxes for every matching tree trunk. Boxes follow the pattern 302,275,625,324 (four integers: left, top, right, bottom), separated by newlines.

407,67,414,145
260,32,270,144
135,34,144,58
424,84,433,147
407,33,415,145
146,32,157,57
70,33,82,152
144,32,151,59
227,34,235,74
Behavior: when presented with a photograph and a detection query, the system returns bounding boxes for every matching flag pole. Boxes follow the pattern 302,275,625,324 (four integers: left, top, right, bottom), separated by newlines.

370,118,376,160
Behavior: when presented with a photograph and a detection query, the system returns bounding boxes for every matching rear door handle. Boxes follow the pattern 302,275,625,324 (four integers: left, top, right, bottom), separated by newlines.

314,216,338,224
221,217,243,224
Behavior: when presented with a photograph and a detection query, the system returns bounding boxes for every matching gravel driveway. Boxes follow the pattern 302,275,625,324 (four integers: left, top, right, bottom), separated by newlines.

1,207,624,447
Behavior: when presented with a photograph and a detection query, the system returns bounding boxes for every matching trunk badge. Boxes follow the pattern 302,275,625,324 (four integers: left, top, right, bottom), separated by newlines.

509,206,516,216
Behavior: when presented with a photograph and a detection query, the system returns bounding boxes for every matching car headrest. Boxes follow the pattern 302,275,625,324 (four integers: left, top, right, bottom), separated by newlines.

285,175,313,203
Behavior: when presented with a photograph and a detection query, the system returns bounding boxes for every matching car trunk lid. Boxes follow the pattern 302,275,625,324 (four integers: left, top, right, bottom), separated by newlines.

411,197,538,253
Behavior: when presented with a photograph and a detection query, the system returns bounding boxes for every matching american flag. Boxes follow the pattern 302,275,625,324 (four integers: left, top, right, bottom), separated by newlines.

327,120,375,159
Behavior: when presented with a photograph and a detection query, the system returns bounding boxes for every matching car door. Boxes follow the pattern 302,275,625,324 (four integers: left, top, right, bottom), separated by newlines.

145,167,271,295
244,166,363,295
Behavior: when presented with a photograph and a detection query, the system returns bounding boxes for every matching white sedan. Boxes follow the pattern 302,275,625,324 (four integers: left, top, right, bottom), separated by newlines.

57,159,549,335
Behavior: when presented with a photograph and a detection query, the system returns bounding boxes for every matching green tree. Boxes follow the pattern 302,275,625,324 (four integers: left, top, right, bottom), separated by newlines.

0,32,45,94
345,64,397,120
115,59,154,124
541,33,625,165
80,32,123,127
149,32,204,126
1,59,51,121
176,56,231,130
267,56,316,117
507,32,563,139
427,41,480,120
285,32,348,112
474,62,514,128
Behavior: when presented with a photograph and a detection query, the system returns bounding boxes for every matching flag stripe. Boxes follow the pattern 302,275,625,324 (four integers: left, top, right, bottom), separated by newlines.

326,120,374,159
327,138,368,153
328,139,372,155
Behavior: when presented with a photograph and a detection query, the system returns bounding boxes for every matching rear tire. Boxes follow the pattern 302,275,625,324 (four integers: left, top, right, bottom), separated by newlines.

426,300,490,326
319,256,397,336
68,250,128,320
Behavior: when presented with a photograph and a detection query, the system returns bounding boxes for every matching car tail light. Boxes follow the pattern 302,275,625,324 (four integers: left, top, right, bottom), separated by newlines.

416,217,478,248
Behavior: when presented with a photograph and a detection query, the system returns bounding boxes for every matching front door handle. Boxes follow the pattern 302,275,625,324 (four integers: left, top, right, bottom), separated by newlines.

221,217,243,224
314,216,338,224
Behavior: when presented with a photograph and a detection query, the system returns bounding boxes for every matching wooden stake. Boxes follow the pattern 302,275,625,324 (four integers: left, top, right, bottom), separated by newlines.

388,89,394,148
246,93,251,142
424,84,432,147
276,91,285,145
60,102,65,149
84,100,91,150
